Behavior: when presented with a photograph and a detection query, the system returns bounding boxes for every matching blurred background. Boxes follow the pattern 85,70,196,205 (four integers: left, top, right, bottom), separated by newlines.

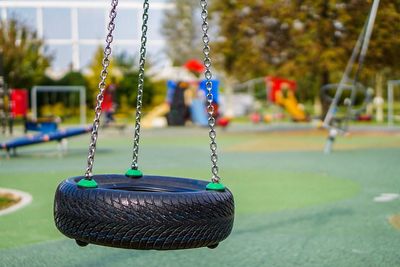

1,0,400,266
0,0,398,125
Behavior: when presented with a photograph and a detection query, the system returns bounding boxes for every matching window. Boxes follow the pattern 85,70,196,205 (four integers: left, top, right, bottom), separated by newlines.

48,45,72,72
79,45,99,69
114,9,139,40
43,8,71,39
78,9,105,39
7,8,36,30
147,9,164,40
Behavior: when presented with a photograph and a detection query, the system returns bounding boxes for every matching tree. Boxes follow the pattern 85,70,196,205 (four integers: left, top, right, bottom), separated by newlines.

113,52,155,109
85,46,117,106
212,0,400,103
86,47,158,111
161,0,202,65
360,1,400,84
58,71,88,87
0,19,51,89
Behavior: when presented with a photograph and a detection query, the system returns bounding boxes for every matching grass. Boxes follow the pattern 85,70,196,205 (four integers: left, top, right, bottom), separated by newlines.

0,124,400,267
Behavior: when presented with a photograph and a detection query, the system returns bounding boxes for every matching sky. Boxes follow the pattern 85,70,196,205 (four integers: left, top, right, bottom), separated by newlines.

1,0,170,74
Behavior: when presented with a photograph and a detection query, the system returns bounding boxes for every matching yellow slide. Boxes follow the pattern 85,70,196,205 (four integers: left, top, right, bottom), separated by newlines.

142,103,170,128
275,90,307,122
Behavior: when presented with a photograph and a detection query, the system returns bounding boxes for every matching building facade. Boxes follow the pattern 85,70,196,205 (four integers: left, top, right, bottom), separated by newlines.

0,0,172,75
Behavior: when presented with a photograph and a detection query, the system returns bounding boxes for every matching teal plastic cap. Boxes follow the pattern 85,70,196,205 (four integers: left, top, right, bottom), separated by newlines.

77,178,98,188
206,182,226,192
125,168,143,178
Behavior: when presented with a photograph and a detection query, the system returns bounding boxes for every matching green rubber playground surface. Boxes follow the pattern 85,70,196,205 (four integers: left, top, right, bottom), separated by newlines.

0,125,400,266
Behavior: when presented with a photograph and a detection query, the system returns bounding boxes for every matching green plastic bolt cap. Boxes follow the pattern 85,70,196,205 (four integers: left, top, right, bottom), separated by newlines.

125,168,143,178
77,178,98,188
206,182,226,192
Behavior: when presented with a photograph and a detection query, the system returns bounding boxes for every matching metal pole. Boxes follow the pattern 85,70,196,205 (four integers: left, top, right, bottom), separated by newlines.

36,7,44,38
323,17,368,127
343,0,380,132
0,77,5,135
71,7,80,70
324,0,381,128
348,0,380,106
31,87,37,121
1,7,7,21
80,87,86,125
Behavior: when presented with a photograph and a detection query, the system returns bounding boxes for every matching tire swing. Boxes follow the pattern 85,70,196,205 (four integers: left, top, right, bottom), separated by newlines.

53,0,234,250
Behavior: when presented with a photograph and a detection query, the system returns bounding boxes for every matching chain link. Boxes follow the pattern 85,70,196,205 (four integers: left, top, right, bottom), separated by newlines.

83,0,219,182
131,0,150,170
200,0,220,184
84,0,118,179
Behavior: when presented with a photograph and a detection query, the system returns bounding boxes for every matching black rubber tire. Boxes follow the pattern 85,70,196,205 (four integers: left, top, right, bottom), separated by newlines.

54,174,234,250
207,243,219,249
75,240,89,247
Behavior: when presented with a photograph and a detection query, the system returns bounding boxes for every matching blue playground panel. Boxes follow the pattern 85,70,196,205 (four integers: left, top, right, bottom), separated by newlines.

190,99,208,127
199,80,220,104
166,80,220,104
0,126,92,151
25,121,58,133
166,80,177,103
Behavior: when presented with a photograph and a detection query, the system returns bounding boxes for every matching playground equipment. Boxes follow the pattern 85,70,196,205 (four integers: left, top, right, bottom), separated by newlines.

194,80,220,126
268,77,307,122
0,88,29,135
0,77,9,135
0,50,7,135
275,90,306,121
0,51,26,136
1,125,92,156
323,0,380,154
321,83,373,122
54,0,234,250
387,80,400,127
167,81,191,126
190,99,209,126
0,114,92,156
143,79,221,128
142,102,170,128
31,86,86,125
232,76,307,121
145,58,221,128
151,66,198,82
322,83,374,154
1,87,90,155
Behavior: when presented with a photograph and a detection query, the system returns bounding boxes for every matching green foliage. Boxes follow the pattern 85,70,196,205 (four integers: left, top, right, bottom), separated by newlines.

85,46,117,106
39,75,57,86
151,80,168,106
113,52,152,110
0,19,51,89
114,51,137,73
213,0,400,102
58,71,88,87
162,0,202,65
118,70,154,109
36,71,88,119
86,47,155,112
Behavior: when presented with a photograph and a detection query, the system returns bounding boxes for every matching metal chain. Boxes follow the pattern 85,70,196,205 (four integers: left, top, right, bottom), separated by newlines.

200,0,220,184
84,0,118,179
131,0,150,170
